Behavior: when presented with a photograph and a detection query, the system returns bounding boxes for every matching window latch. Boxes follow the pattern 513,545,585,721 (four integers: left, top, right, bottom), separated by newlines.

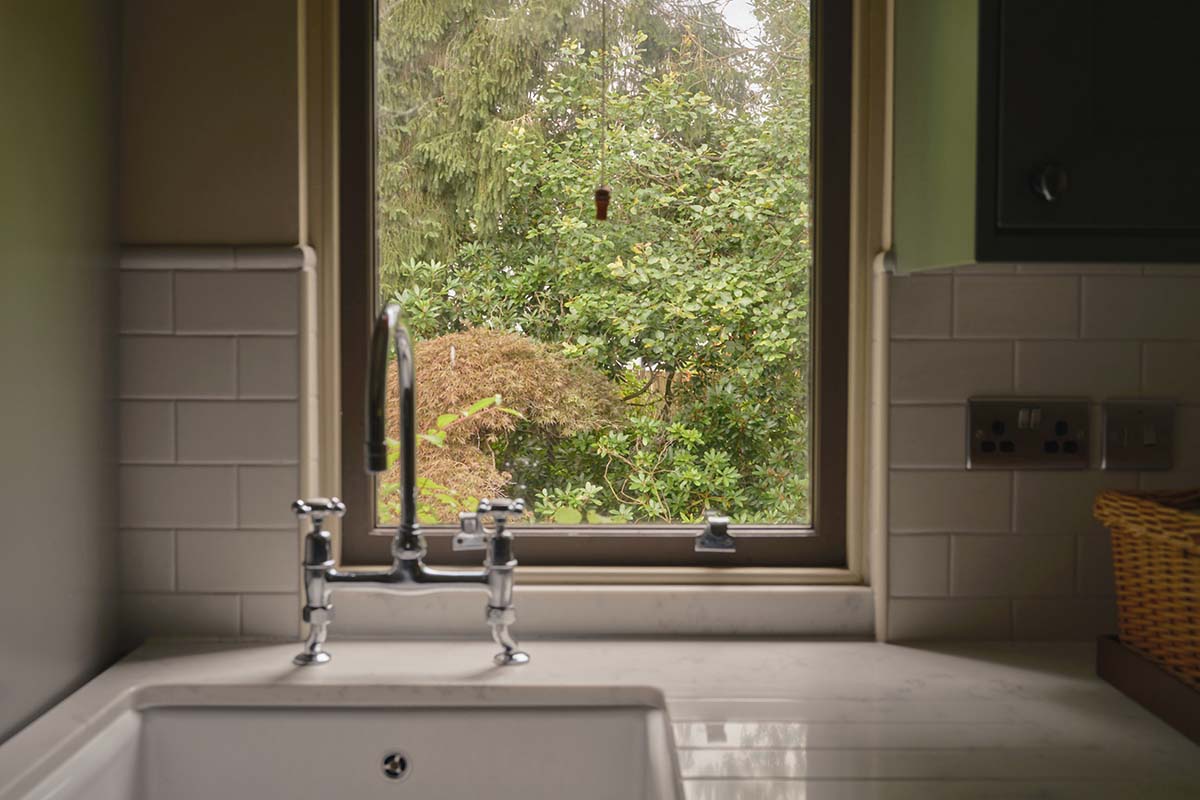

694,512,736,553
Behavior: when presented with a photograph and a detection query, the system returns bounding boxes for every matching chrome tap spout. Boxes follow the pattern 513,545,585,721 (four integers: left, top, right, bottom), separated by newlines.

292,306,528,667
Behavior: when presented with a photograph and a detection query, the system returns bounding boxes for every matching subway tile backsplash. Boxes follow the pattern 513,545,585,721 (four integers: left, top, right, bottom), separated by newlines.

952,276,1080,339
115,250,1197,644
118,247,303,641
888,263,1200,640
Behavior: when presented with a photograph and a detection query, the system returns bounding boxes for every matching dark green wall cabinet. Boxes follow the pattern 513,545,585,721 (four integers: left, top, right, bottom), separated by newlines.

894,0,1200,273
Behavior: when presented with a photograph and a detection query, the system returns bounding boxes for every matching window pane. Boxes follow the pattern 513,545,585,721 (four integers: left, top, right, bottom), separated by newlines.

376,0,813,528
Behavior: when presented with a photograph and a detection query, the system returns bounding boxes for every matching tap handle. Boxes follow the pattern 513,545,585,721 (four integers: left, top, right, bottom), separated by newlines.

293,497,347,531
453,498,526,551
478,498,525,530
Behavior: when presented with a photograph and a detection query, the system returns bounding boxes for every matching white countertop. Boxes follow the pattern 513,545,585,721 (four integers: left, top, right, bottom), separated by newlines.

3,639,1198,798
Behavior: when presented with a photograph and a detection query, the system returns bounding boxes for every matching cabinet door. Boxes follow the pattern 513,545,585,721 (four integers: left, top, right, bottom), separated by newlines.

980,0,1200,257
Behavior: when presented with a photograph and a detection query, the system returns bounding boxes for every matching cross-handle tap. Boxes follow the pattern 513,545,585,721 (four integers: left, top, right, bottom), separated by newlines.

290,305,529,668
455,498,530,665
290,495,529,667
292,497,345,666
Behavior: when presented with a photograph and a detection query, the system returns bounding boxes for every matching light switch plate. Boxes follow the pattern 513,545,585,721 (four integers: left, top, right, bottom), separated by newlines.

967,397,1090,469
1102,400,1175,470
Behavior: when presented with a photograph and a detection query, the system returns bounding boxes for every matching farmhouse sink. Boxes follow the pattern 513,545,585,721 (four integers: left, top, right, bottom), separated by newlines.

7,685,683,800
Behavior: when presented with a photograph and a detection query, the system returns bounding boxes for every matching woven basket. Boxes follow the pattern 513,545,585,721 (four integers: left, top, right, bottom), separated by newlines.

1094,489,1200,690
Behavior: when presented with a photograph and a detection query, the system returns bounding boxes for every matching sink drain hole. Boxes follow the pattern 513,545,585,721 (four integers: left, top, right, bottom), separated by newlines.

382,751,412,781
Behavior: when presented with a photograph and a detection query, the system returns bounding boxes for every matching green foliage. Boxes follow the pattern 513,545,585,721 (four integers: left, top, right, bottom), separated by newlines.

378,394,524,523
378,0,813,525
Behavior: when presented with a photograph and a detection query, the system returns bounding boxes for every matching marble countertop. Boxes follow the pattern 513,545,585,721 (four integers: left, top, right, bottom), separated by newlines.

3,639,1198,798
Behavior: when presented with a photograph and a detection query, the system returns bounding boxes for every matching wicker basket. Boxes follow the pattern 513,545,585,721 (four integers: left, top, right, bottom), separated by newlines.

1094,489,1200,690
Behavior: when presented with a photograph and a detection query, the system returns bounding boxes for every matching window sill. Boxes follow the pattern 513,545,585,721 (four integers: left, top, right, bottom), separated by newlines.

507,566,862,585
325,582,874,638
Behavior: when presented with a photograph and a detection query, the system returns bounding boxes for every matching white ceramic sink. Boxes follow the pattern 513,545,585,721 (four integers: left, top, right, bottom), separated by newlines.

8,686,683,800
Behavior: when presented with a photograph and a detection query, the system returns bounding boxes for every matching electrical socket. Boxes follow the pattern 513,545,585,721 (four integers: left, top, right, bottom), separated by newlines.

1102,400,1175,470
967,397,1090,469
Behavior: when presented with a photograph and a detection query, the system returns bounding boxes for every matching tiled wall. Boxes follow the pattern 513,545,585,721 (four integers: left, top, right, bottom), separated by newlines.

888,263,1200,640
118,250,1199,642
118,247,304,640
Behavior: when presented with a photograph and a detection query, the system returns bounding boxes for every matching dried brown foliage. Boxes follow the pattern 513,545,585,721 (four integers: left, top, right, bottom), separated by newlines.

384,328,622,521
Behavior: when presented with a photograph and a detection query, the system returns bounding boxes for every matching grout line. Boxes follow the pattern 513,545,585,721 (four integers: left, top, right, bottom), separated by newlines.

168,270,176,334
946,534,955,595
948,273,957,338
234,464,241,529
117,331,296,338
234,335,241,398
170,529,178,593
118,460,301,467
1009,340,1017,392
171,400,178,463
1138,341,1147,395
1074,534,1084,595
1076,275,1084,338
1008,471,1016,534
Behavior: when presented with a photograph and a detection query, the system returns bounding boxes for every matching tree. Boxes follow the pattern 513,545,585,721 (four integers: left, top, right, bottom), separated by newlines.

377,0,751,266
378,0,814,524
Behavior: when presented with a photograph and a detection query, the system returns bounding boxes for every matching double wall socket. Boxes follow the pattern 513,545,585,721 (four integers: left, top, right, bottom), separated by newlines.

967,397,1090,469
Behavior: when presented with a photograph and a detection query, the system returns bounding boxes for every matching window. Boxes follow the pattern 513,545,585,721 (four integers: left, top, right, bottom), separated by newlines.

340,0,850,569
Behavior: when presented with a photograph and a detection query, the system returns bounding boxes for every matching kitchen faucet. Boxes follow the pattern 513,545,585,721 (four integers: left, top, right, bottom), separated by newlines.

291,303,528,667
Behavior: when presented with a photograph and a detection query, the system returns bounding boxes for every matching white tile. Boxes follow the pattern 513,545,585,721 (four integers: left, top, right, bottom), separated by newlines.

889,471,1011,533
890,342,1013,403
119,336,236,398
1143,343,1200,402
1016,263,1143,275
950,535,1074,596
119,401,174,463
1138,469,1200,490
174,272,299,334
953,276,1080,339
119,271,172,333
1012,596,1118,640
951,263,1018,275
119,529,175,592
121,246,235,271
889,535,949,597
1082,276,1200,339
238,465,299,528
887,597,1011,640
176,401,298,463
1077,532,1115,596
120,592,240,639
176,530,298,592
238,337,299,398
1171,405,1200,471
234,246,305,270
889,406,966,468
1142,263,1200,276
119,465,237,528
890,275,952,339
1013,471,1138,535
241,593,299,639
1015,340,1141,397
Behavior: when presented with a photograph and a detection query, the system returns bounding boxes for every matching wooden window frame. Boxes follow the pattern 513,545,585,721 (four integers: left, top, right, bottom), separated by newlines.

338,0,851,569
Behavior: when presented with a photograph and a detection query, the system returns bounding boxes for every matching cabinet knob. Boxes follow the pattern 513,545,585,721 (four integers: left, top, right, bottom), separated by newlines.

1031,163,1070,203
